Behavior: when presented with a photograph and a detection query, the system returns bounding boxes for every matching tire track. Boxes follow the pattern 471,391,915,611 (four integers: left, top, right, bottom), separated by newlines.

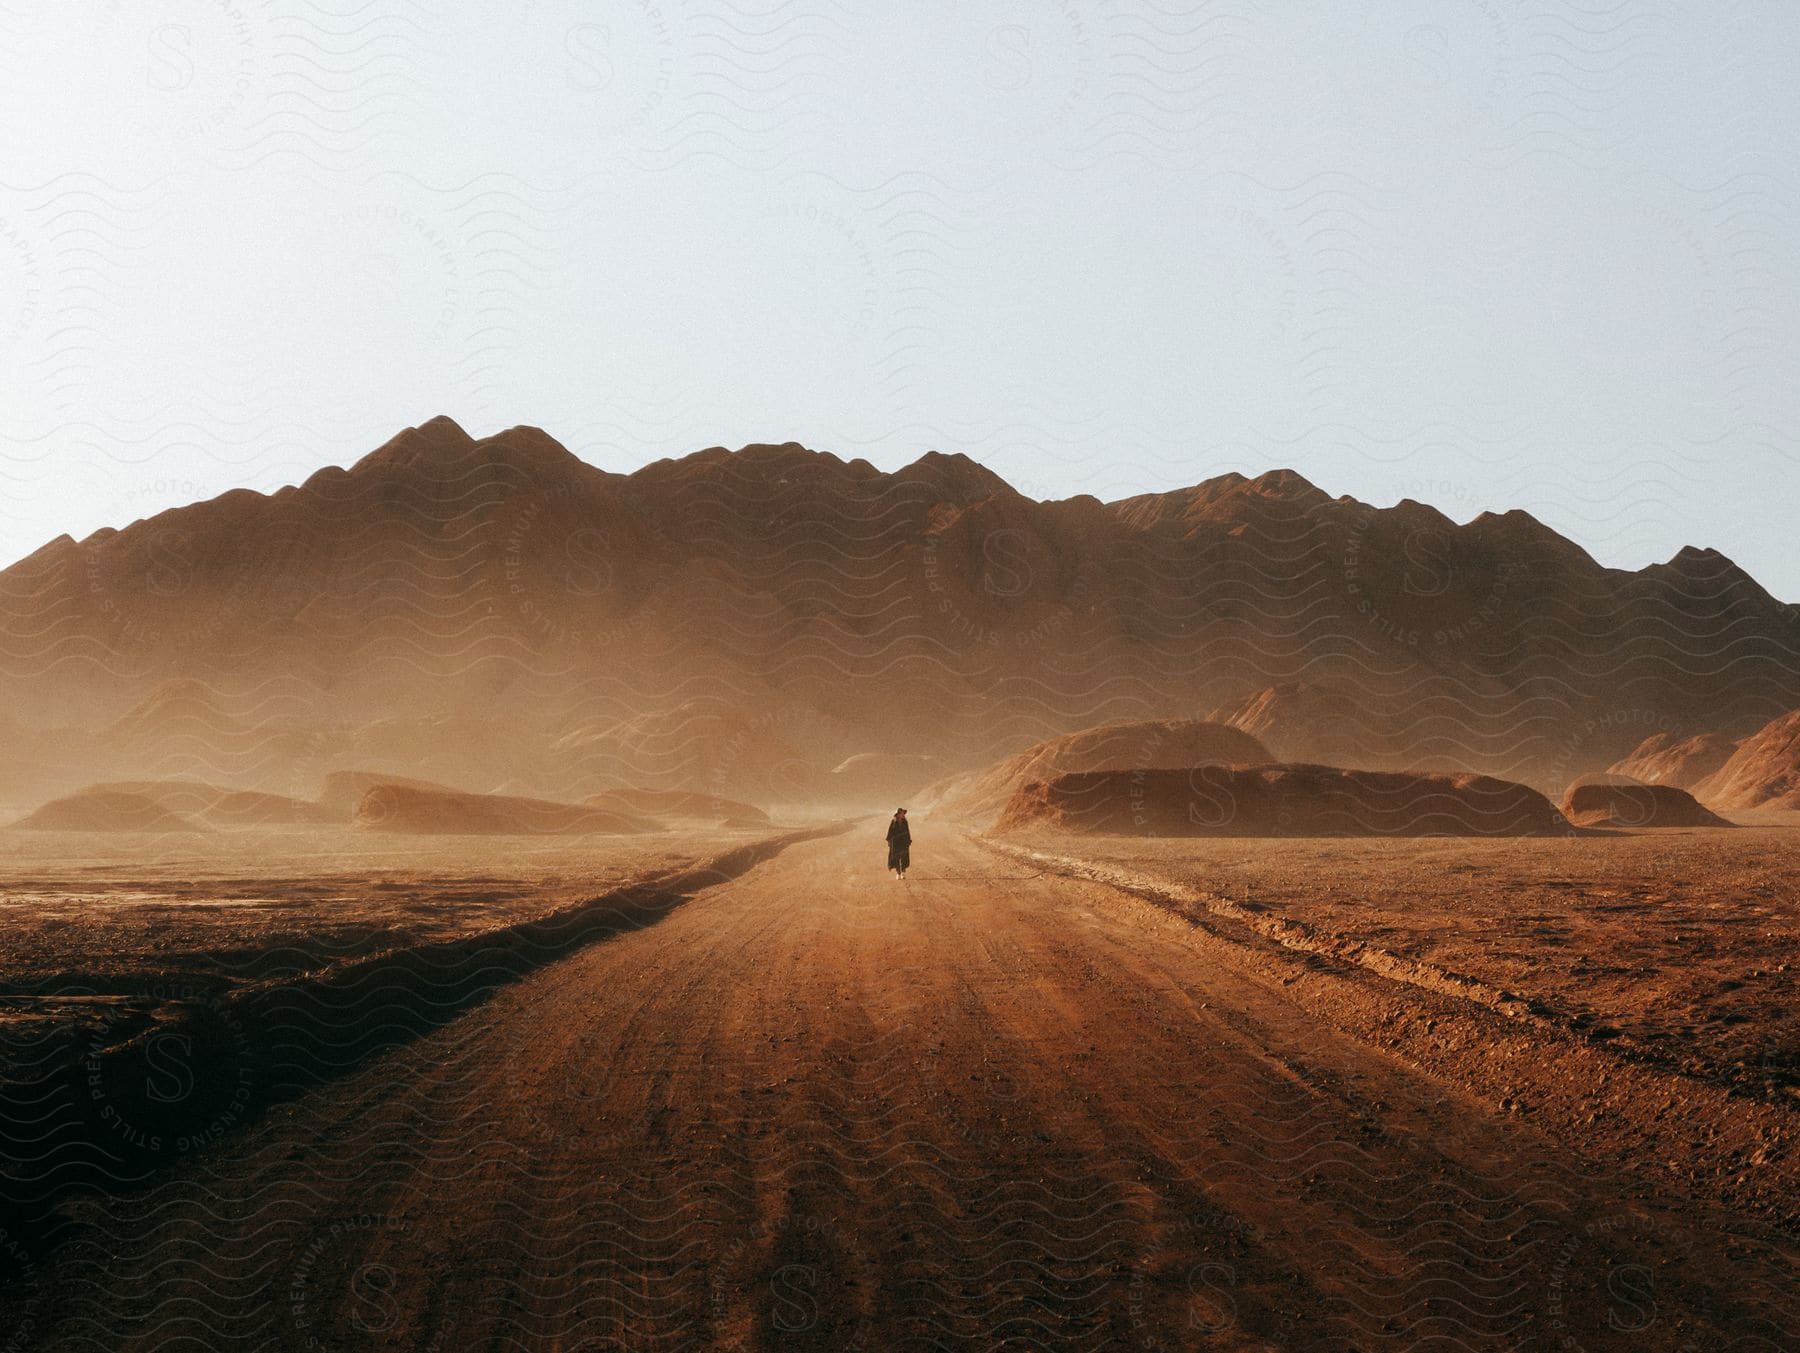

7,827,1794,1350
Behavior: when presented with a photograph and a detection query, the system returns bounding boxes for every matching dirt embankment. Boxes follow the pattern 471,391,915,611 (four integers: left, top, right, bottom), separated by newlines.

981,826,1800,1234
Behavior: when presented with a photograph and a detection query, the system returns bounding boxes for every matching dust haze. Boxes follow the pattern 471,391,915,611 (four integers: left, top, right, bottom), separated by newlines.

1,422,1797,1349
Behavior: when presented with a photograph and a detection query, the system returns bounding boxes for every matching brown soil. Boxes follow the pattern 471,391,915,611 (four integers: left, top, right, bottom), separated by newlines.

989,823,1800,1161
0,829,740,1060
2,826,1795,1350
996,764,1572,837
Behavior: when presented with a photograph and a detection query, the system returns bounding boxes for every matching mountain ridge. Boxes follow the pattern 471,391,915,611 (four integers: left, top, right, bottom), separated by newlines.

27,418,1776,591
2,418,1795,807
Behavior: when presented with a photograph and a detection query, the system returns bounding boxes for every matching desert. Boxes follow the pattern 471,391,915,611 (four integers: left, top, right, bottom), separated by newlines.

0,427,1797,1351
9,6,1800,1342
2,791,1796,1350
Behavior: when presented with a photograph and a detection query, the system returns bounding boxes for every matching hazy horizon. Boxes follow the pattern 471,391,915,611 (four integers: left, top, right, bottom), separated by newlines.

3,4,1798,593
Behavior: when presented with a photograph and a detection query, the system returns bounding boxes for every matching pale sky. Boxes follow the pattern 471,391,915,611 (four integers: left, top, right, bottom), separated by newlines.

2,3,1797,596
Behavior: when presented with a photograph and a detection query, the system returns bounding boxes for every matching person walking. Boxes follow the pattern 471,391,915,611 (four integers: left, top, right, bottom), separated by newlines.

886,807,911,879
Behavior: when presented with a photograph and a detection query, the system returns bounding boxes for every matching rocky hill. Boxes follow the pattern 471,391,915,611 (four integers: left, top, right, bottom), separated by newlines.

2,417,1796,805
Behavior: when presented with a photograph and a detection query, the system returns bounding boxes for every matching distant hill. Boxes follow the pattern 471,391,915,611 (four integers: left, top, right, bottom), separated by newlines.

1690,708,1800,810
1559,781,1732,829
920,718,1270,825
354,784,662,836
2,416,1796,801
12,789,207,834
1607,732,1739,792
316,770,470,818
994,765,1573,837
1207,682,1410,771
90,779,337,828
583,788,768,827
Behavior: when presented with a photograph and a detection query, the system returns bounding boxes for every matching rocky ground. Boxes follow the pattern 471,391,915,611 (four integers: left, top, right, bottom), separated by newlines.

990,818,1800,1232
0,823,1793,1349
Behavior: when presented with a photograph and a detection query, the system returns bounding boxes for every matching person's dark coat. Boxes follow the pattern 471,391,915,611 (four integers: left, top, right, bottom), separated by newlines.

886,814,911,871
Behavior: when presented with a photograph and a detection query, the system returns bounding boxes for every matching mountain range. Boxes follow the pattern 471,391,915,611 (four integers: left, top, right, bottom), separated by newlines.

2,416,1796,808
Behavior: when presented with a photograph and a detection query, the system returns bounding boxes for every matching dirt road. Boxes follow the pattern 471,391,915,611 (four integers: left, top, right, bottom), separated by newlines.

8,827,1797,1350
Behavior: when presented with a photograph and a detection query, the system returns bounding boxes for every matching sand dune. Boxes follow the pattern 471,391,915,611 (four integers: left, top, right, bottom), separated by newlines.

994,764,1572,837
920,718,1270,825
355,783,663,835
11,789,209,834
1560,781,1732,829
